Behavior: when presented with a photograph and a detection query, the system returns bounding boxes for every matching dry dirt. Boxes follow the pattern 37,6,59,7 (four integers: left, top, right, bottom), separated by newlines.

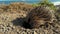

0,3,60,34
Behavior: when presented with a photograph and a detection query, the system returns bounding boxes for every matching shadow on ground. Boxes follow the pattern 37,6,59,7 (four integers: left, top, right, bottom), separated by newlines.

11,18,32,29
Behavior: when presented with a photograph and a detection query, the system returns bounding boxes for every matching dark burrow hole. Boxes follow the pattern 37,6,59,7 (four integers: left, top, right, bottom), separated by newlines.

11,18,33,29
22,21,32,29
22,18,33,29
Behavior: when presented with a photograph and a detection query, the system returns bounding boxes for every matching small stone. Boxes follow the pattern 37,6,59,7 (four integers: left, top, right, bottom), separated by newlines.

34,31,37,34
20,31,27,34
12,26,15,29
0,32,4,34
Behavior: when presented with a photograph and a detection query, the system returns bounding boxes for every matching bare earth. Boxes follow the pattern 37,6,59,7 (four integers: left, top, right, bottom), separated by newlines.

0,3,60,34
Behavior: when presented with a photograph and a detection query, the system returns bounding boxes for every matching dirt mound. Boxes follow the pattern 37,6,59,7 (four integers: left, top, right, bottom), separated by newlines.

0,2,33,13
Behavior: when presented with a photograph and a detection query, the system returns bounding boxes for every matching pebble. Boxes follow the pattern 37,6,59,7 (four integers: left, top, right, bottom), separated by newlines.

0,32,4,34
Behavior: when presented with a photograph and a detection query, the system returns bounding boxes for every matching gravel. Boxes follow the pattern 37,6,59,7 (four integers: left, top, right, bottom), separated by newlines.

0,11,60,34
0,3,60,34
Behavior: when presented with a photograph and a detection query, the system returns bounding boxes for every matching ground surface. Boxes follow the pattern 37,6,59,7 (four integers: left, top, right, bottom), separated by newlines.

0,3,60,34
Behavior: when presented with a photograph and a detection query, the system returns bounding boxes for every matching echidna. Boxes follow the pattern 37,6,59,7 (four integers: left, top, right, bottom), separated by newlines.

26,6,56,28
